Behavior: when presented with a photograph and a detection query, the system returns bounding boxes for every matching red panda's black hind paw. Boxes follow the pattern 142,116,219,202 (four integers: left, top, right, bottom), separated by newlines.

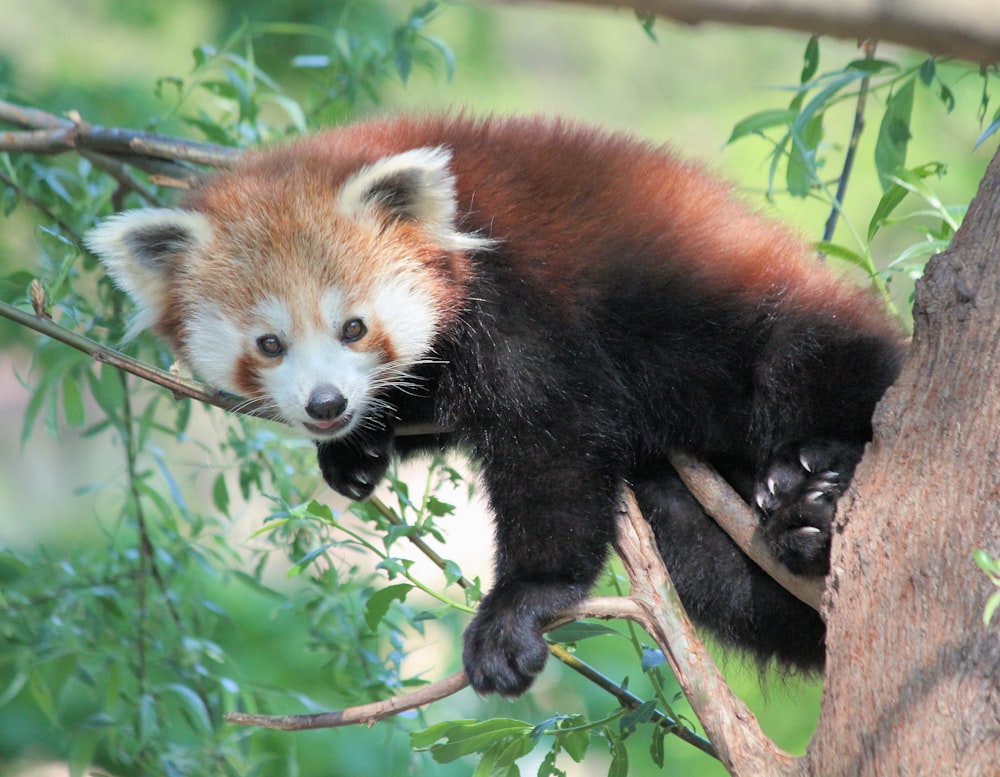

754,440,864,577
316,437,392,501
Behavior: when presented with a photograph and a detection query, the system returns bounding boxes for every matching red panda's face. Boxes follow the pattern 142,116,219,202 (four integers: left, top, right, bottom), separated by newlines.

86,145,489,441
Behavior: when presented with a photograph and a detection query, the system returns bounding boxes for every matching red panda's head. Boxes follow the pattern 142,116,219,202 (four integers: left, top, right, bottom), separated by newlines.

86,145,489,440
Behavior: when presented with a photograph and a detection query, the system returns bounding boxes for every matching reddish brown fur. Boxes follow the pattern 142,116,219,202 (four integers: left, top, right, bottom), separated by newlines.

194,115,887,337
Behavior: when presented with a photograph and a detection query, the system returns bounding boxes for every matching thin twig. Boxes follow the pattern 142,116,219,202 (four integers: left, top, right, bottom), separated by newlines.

822,40,878,243
225,670,471,730
224,591,715,759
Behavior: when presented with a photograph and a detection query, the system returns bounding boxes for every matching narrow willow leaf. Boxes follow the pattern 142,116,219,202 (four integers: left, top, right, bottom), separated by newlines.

801,36,820,84
875,77,915,191
547,621,619,642
786,114,823,197
868,183,911,242
212,473,230,516
62,376,86,429
725,108,798,145
165,683,212,732
412,718,534,763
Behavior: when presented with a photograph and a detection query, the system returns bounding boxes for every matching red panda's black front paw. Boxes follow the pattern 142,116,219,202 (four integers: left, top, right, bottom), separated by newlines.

316,438,391,501
461,581,592,696
754,440,864,577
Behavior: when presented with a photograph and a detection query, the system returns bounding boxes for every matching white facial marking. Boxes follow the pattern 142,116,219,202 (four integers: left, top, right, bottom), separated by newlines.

236,291,386,440
371,270,440,362
183,305,246,389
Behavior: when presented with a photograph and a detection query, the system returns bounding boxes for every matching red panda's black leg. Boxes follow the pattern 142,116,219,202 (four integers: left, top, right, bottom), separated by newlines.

461,442,621,697
753,439,864,576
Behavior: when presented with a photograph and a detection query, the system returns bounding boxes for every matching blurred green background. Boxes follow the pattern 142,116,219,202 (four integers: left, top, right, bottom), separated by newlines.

0,1,993,776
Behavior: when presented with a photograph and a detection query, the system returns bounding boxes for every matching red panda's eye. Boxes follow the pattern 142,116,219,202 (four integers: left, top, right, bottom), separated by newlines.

256,334,284,357
342,318,367,342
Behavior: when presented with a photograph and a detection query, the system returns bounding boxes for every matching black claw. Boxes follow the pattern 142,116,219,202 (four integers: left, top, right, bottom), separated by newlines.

755,440,863,576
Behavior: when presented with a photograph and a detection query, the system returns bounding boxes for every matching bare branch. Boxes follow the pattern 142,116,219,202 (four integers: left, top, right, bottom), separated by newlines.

668,451,824,612
225,670,471,730
615,488,796,776
533,0,1000,64
0,99,240,186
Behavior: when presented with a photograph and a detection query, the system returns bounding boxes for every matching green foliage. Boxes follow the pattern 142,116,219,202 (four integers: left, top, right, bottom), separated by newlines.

727,39,995,316
974,550,1000,626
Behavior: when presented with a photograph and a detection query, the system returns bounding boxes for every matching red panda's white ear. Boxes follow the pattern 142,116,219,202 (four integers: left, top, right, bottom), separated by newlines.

338,147,491,252
85,208,212,338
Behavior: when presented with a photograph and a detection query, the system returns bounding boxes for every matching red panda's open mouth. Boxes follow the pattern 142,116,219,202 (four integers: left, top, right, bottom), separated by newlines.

304,414,352,438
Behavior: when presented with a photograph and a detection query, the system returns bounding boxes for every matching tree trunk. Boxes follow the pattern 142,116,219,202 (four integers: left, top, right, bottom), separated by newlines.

801,147,1000,774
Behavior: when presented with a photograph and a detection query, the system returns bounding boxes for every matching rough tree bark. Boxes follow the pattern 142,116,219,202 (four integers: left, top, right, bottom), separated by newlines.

798,147,1000,774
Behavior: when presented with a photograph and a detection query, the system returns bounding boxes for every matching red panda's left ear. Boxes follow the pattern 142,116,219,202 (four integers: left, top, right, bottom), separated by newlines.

337,147,491,252
85,208,212,338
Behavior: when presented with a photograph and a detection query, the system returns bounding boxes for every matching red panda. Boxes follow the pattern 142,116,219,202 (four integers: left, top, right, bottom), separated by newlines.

87,115,904,697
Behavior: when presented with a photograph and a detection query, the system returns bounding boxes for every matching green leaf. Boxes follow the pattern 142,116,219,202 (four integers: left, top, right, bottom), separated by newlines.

800,36,819,84
875,77,915,191
557,726,590,762
844,58,898,74
606,727,629,777
424,495,456,517
136,693,160,747
620,699,657,736
547,621,619,643
87,363,125,420
984,591,1000,626
538,750,567,777
919,57,936,86
938,83,956,113
975,115,1000,150
650,724,667,768
0,669,29,708
725,108,798,145
212,473,230,516
786,114,824,197
62,376,86,429
165,683,212,732
68,730,100,777
28,671,56,723
412,718,534,763
364,583,412,630
867,183,911,242
287,543,336,577
815,241,867,269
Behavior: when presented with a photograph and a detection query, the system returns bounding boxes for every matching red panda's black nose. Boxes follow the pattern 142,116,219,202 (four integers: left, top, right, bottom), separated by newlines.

306,385,348,421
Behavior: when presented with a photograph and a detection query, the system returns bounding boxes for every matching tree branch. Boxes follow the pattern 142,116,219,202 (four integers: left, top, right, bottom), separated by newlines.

668,451,824,612
535,0,1000,64
0,99,239,186
614,489,795,776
